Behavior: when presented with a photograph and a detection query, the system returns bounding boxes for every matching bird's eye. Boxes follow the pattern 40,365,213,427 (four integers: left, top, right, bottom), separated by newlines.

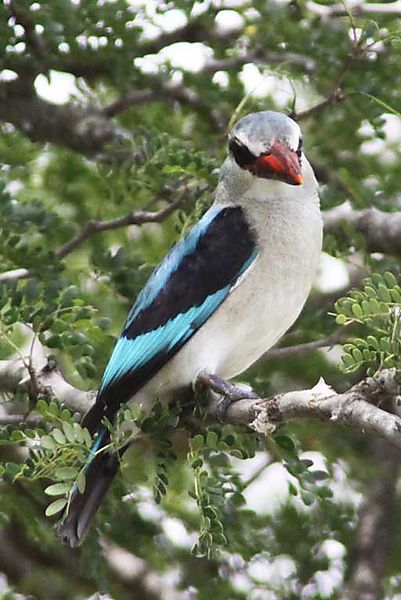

296,138,303,158
229,138,256,168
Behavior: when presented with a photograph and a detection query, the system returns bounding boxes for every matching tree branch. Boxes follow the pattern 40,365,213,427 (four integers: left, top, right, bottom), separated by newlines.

198,50,316,74
57,197,185,259
292,88,345,121
138,17,239,56
324,201,401,257
104,89,160,118
0,80,127,156
0,178,207,284
206,370,401,449
0,355,93,415
104,50,315,120
0,268,30,284
263,327,347,360
0,509,189,600
307,1,401,18
347,437,401,600
2,342,401,453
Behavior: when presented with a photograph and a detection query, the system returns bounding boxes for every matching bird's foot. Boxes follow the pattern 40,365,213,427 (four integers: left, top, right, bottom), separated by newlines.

196,371,259,423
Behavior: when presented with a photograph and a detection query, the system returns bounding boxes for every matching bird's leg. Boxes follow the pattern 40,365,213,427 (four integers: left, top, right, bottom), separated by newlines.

197,370,260,423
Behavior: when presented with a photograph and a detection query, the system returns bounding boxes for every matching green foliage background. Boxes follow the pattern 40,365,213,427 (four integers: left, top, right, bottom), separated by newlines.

0,1,401,599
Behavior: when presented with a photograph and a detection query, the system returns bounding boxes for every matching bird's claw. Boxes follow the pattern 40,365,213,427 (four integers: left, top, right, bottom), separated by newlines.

196,370,259,423
216,386,259,423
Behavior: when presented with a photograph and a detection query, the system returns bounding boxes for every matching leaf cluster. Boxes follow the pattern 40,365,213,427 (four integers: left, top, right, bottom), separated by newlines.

188,427,257,558
335,272,401,374
0,399,92,518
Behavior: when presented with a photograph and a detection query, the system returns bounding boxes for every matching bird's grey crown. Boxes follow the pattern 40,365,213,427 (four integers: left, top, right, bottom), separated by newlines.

230,110,301,157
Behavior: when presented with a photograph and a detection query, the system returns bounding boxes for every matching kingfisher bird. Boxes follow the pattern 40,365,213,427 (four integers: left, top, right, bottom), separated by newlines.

57,110,323,546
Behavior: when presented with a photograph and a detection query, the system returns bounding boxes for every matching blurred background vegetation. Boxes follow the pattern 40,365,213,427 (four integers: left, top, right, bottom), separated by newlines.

0,0,401,598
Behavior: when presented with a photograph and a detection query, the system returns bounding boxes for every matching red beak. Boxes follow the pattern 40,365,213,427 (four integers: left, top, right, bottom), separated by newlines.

251,140,303,186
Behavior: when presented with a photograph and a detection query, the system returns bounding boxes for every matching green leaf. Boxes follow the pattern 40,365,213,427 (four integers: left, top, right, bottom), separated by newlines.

384,271,397,288
191,435,205,450
351,303,363,318
44,482,71,496
73,423,85,444
377,284,391,302
76,471,86,494
51,428,66,445
62,422,76,443
45,498,68,517
40,435,57,450
275,435,296,452
54,467,78,480
206,431,219,449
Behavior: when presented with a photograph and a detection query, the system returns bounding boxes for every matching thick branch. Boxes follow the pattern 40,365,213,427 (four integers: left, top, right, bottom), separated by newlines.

0,81,126,156
324,201,401,257
347,438,401,600
206,370,401,450
307,1,401,18
3,344,401,452
105,50,315,120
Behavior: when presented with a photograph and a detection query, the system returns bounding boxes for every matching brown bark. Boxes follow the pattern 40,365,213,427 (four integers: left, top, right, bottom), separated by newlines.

347,439,401,600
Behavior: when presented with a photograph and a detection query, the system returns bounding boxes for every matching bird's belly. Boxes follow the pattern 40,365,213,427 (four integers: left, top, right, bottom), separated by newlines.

137,245,318,408
187,253,313,379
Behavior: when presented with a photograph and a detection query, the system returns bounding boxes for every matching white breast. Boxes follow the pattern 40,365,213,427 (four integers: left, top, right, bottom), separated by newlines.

137,167,322,409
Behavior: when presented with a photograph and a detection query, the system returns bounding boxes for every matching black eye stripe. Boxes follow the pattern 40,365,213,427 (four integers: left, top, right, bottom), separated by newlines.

229,138,257,168
296,138,303,157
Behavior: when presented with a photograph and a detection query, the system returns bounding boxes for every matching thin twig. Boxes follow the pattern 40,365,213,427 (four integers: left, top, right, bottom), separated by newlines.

57,198,183,259
264,327,347,360
104,50,315,120
0,194,190,283
104,90,157,118
292,89,346,121
307,0,401,17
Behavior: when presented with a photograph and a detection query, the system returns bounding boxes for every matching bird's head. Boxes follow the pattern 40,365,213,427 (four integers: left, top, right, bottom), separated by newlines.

228,111,303,186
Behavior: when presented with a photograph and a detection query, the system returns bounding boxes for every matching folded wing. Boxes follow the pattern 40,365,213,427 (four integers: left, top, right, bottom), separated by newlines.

83,205,258,433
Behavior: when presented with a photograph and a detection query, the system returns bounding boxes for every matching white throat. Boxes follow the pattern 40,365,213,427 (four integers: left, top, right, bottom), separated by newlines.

215,154,319,211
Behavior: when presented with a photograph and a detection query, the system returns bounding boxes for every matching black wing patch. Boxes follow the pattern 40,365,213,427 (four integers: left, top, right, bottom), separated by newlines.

125,206,256,338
